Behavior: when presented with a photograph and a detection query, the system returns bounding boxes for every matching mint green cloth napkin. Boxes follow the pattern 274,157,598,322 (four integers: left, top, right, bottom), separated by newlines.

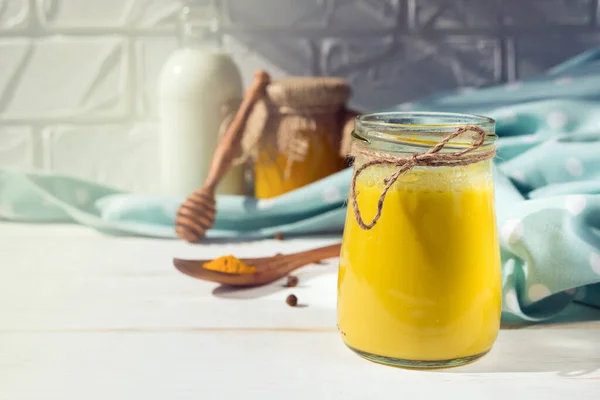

2,49,600,323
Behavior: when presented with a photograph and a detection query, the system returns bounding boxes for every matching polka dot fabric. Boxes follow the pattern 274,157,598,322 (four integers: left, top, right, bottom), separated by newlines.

2,48,600,323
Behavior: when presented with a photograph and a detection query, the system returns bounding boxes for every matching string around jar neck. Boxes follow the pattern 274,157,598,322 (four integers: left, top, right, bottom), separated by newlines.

350,125,496,230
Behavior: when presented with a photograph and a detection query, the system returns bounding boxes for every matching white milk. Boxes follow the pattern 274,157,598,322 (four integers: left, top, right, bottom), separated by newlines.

157,42,246,196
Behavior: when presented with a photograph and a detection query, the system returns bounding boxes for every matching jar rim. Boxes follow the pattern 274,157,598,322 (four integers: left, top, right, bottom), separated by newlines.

353,111,496,152
358,111,494,128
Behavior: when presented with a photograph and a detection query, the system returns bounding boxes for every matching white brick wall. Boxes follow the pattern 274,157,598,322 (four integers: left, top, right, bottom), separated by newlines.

0,0,597,193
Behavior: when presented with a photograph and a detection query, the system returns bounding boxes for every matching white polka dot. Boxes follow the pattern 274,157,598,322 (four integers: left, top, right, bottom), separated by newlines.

574,286,587,301
528,284,551,302
323,187,341,203
522,134,537,144
75,188,89,205
554,76,573,85
106,196,127,210
257,198,276,209
505,291,520,313
565,288,577,295
510,170,527,183
398,102,413,111
501,219,524,244
502,110,518,123
590,252,600,275
0,202,14,217
162,203,178,217
565,157,583,177
506,82,522,91
459,86,476,94
565,194,586,216
547,111,568,130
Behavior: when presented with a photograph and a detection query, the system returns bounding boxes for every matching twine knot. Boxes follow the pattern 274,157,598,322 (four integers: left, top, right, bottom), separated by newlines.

350,125,495,230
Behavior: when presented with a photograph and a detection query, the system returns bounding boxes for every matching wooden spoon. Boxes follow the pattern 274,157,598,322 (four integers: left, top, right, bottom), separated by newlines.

173,243,341,287
175,70,271,243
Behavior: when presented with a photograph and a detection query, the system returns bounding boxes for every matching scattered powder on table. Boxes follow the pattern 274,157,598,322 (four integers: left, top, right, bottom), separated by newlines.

203,255,257,274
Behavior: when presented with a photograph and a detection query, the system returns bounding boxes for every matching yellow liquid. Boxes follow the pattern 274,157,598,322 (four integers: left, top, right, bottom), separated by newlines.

337,162,501,363
254,130,345,199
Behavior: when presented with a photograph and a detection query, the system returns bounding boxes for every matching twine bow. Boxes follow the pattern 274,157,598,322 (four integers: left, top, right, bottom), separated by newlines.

350,125,495,230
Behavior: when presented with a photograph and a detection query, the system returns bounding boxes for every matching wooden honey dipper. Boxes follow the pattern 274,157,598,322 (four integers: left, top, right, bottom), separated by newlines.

175,70,271,243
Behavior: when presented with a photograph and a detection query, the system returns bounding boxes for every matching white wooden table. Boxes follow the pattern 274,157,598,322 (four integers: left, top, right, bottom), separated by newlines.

1,223,599,399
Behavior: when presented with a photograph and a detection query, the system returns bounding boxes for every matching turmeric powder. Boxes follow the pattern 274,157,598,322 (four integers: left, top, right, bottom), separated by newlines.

202,255,257,274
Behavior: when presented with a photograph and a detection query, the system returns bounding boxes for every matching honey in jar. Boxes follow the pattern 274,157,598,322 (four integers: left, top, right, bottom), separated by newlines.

239,77,356,199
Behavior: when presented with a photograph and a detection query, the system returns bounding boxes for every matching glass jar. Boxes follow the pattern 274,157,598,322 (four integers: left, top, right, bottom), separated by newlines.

240,77,355,199
337,112,501,368
253,129,346,199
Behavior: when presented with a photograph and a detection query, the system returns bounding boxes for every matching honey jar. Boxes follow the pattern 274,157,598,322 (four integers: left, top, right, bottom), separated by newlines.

239,77,356,199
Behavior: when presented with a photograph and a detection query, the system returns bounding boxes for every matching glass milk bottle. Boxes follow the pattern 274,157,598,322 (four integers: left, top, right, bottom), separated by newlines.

158,0,246,196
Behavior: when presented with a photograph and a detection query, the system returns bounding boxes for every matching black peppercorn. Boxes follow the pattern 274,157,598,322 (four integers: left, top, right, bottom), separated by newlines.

285,275,299,288
286,294,298,307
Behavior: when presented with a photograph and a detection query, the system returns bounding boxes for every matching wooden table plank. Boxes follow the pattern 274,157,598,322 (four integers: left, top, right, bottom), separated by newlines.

1,223,598,399
1,330,598,400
